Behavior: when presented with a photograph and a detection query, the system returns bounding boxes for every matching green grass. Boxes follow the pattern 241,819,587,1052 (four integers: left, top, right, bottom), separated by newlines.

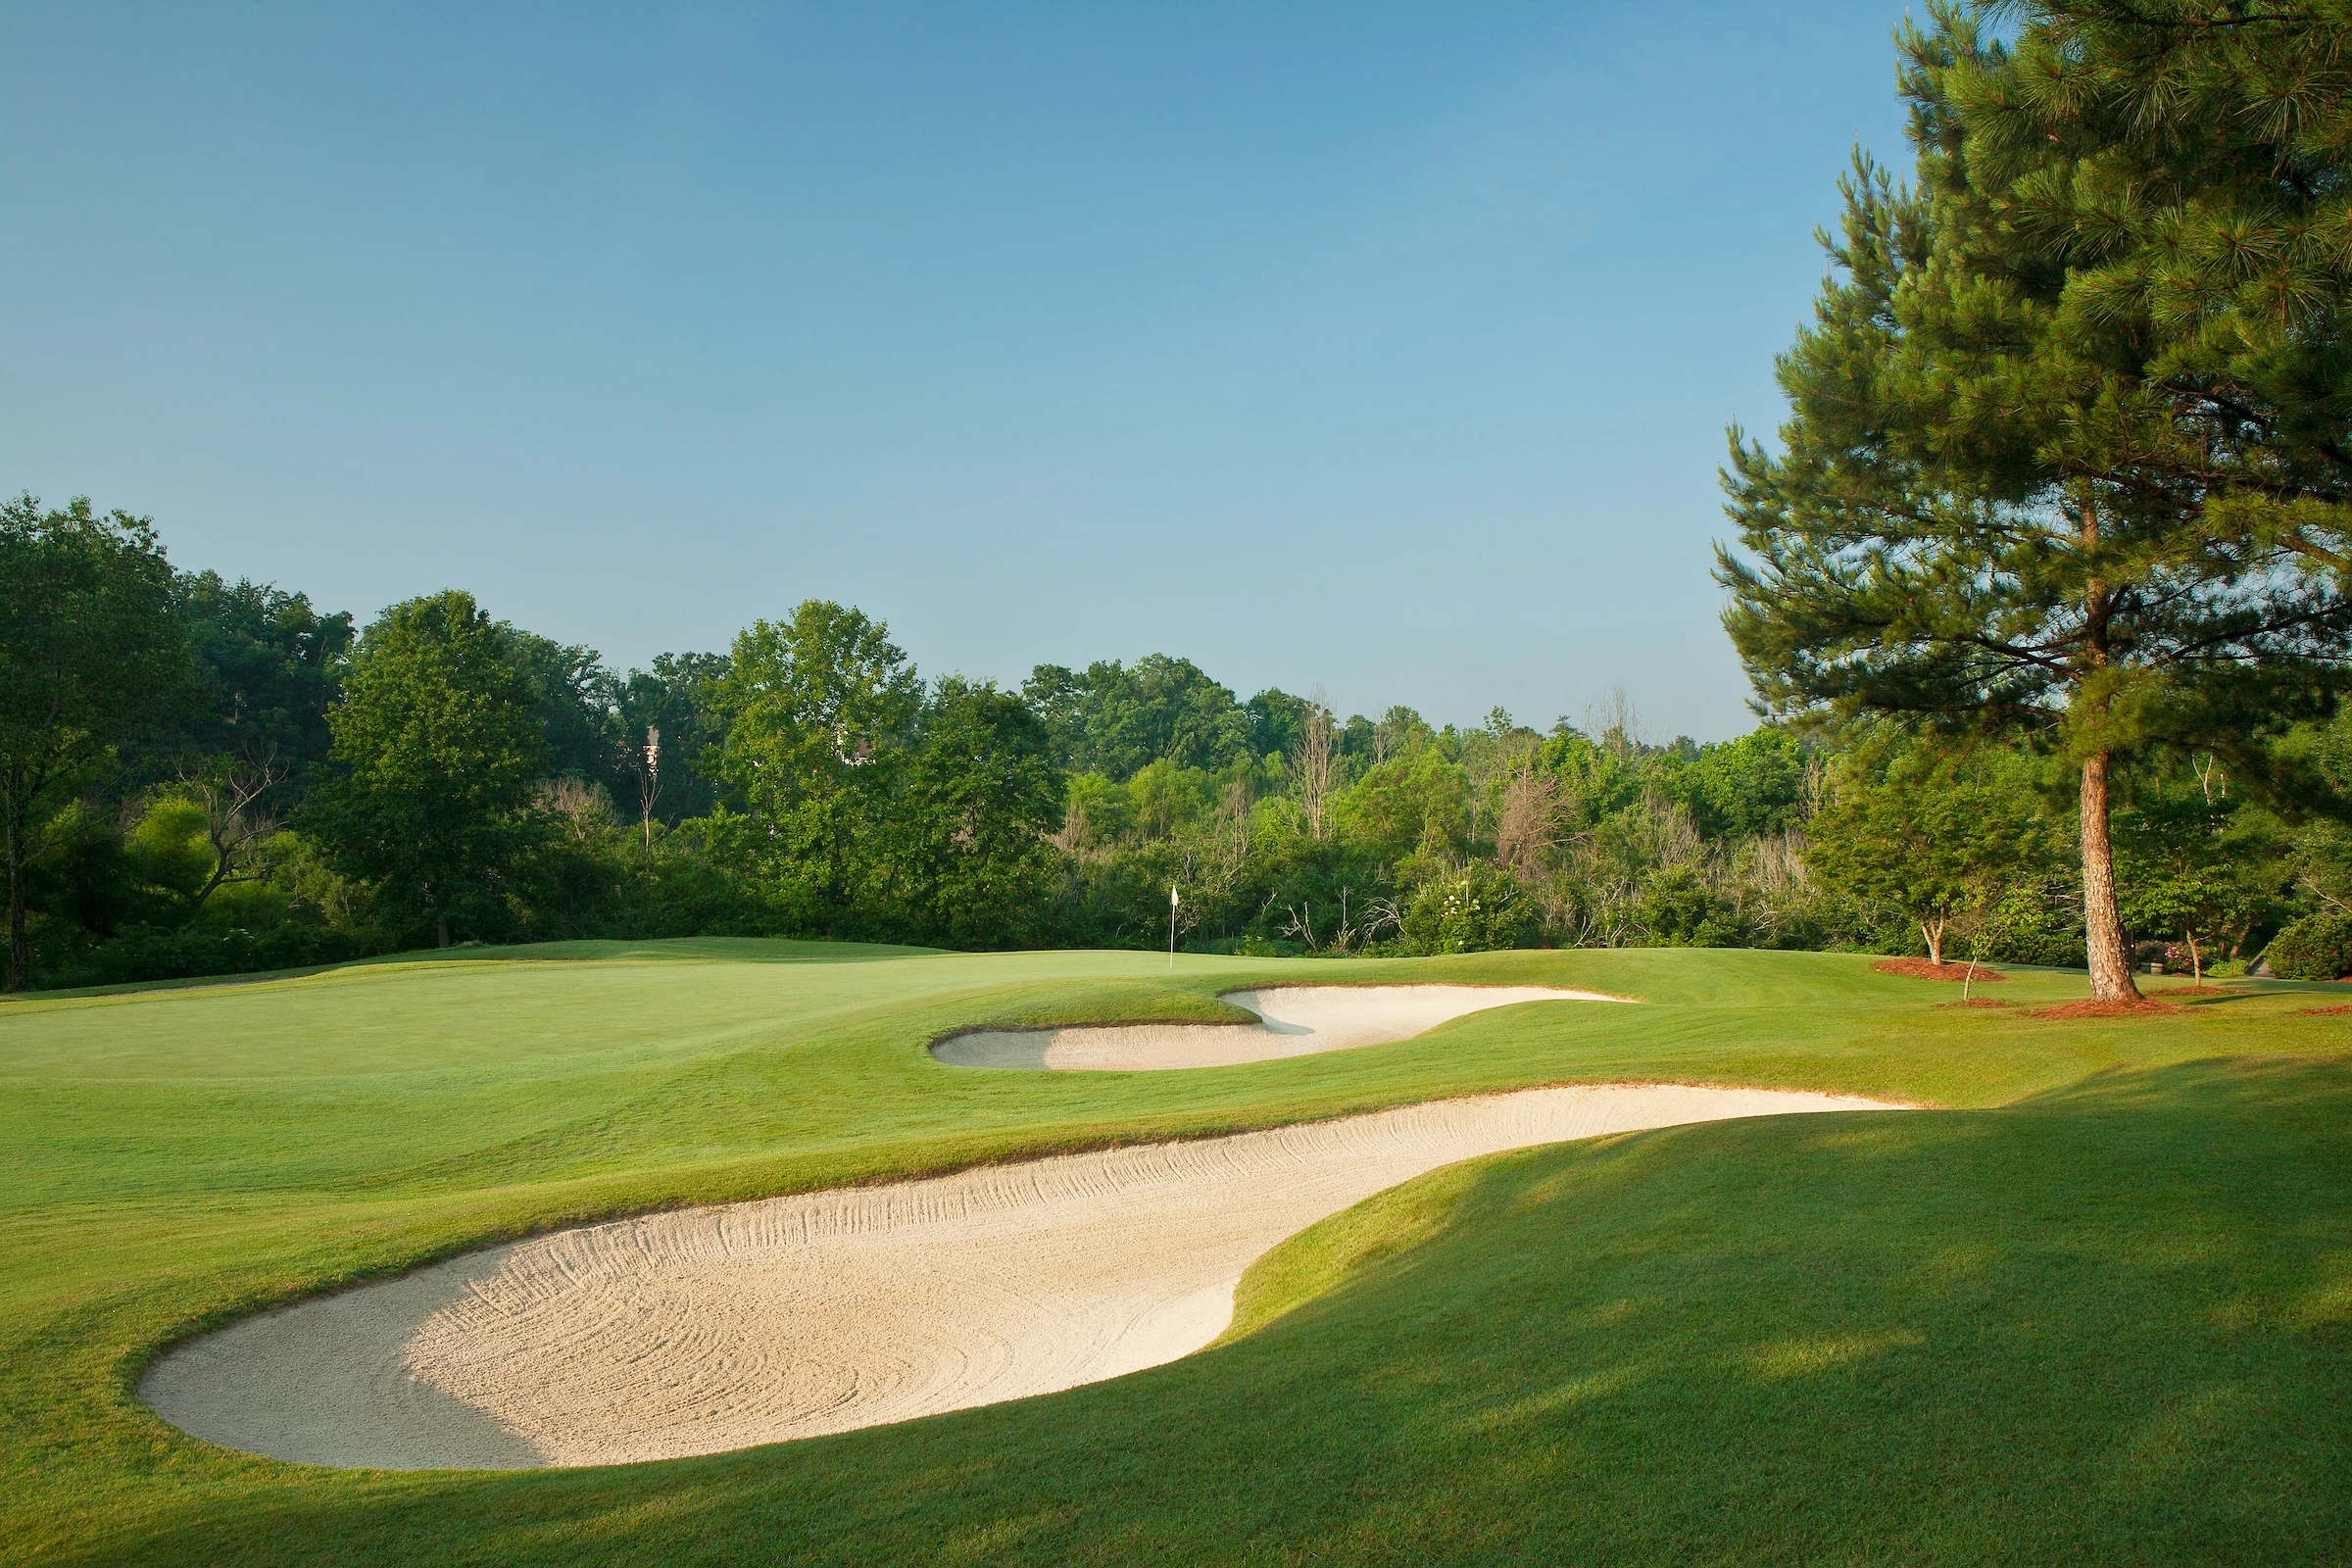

3,940,2348,1564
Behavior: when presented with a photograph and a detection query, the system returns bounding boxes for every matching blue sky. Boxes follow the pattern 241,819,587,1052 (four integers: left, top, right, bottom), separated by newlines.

2,2,1912,741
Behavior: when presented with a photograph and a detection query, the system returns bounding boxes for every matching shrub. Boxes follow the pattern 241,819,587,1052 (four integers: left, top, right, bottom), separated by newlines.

36,918,375,991
1401,866,1534,955
1977,886,2087,969
1635,865,1744,948
2260,911,2352,981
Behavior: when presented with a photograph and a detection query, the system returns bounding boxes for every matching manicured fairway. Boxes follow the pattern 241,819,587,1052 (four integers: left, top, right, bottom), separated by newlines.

3,941,2348,1564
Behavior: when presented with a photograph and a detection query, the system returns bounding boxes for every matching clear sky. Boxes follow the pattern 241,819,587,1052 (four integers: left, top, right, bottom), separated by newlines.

2,2,1913,742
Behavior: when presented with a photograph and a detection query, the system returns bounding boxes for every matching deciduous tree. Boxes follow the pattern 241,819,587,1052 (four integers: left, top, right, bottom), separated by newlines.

874,677,1064,947
0,496,195,990
713,602,920,932
311,591,551,947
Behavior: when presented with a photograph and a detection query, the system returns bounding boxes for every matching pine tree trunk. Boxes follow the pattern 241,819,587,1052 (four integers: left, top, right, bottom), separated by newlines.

5,792,26,994
437,917,451,949
2075,490,2140,1005
2080,751,2141,1003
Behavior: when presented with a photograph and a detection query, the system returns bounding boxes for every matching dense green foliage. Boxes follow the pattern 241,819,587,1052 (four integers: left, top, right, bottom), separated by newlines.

2258,908,2352,982
1,943,2345,1564
1803,734,2054,965
10,485,2352,987
168,570,353,786
310,592,553,948
0,498,198,991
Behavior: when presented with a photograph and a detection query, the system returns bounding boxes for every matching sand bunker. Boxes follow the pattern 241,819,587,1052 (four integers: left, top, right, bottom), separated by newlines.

933,984,1628,1070
142,1082,1896,1471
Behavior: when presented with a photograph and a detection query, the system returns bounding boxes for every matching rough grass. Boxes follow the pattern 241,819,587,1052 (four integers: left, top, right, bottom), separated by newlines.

2,942,2345,1564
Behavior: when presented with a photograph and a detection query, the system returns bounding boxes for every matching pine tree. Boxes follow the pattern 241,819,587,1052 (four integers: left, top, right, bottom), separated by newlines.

1719,1,2352,1002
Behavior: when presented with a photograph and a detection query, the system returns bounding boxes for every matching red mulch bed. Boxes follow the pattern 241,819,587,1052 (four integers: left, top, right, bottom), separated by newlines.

2296,1003,2352,1016
1873,958,2008,983
1938,998,2012,1008
2024,999,2180,1019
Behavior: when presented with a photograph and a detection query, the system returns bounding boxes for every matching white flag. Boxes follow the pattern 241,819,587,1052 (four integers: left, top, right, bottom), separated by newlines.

1171,886,1180,906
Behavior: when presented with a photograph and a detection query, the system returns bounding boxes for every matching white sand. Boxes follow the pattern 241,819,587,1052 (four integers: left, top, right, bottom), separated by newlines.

932,984,1629,1070
141,1082,1896,1471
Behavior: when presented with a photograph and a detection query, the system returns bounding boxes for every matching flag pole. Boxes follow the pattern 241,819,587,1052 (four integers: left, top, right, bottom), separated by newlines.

1169,884,1179,970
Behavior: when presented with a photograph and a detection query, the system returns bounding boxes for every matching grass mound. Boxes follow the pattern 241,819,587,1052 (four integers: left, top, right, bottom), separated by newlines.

1201,1058,2352,1565
69,1059,2352,1567
4,940,2349,1564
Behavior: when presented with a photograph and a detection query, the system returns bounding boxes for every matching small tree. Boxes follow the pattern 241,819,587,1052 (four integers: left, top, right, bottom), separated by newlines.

0,497,196,990
176,747,289,906
311,591,551,947
2116,769,2262,985
1804,736,2052,966
615,724,661,860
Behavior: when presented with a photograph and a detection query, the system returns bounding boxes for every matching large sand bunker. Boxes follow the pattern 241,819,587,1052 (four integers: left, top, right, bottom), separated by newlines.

933,984,1629,1070
142,1083,1896,1470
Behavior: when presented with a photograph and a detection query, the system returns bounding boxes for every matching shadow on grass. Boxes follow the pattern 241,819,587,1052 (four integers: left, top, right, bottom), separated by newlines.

55,1057,2352,1568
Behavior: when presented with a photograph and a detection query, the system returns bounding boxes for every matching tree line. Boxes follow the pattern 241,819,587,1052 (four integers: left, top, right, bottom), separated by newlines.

9,482,2352,994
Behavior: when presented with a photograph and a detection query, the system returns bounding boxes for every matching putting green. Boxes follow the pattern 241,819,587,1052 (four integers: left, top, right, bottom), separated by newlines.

3,940,2347,1564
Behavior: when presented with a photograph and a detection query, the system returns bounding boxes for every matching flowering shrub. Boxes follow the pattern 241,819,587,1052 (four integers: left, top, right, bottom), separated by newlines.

1401,865,1534,955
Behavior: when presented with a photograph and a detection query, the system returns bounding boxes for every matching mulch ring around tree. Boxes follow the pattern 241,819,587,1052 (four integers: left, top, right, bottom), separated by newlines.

2023,999,2181,1020
1873,958,2007,983
2296,1003,2352,1015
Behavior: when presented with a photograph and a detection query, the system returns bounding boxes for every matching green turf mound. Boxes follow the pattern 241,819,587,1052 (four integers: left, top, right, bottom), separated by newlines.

3,941,2346,1564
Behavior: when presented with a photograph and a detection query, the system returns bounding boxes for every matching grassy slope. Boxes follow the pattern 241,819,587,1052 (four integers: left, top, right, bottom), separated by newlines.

3,941,2347,1564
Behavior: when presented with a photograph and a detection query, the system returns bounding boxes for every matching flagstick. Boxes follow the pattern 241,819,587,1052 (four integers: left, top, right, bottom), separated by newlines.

1169,884,1179,970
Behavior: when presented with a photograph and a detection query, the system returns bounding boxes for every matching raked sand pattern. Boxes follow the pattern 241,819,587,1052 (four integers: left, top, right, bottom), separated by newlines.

932,984,1631,1070
141,1083,1900,1470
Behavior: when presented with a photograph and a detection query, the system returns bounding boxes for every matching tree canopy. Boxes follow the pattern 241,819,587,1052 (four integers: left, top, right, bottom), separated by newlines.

1022,656,1261,778
713,601,922,933
0,496,196,990
311,591,552,947
172,570,354,783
